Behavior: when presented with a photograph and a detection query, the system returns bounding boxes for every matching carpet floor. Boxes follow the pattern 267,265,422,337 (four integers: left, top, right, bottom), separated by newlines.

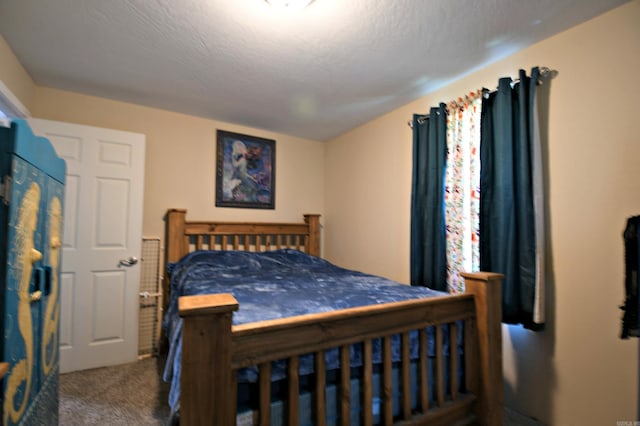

59,356,542,425
59,356,171,425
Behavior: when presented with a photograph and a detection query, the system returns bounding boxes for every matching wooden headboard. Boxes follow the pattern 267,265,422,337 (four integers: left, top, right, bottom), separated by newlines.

163,208,321,309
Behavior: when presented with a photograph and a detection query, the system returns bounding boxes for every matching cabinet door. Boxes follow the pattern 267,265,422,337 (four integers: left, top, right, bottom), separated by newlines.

40,177,63,376
35,175,63,424
2,156,47,426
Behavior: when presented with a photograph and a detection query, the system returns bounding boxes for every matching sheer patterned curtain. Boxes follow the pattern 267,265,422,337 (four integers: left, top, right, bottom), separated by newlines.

444,92,482,293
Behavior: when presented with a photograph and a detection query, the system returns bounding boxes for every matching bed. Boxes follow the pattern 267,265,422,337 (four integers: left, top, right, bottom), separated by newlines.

162,208,503,425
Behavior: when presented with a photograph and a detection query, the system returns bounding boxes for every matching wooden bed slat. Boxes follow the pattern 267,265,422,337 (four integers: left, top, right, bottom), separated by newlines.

259,362,271,425
401,331,411,420
230,373,238,423
183,223,312,235
419,328,429,412
288,356,300,426
383,336,392,425
450,321,459,401
436,324,444,407
315,351,326,426
464,318,477,395
363,340,373,426
339,346,350,425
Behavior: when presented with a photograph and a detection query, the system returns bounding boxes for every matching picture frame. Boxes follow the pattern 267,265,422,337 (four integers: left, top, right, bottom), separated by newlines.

215,129,275,209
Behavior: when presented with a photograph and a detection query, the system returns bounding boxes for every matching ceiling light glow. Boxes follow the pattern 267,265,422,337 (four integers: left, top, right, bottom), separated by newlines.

265,0,313,10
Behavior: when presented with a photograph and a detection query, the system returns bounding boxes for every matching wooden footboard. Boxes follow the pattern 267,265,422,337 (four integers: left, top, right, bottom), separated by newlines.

178,272,503,426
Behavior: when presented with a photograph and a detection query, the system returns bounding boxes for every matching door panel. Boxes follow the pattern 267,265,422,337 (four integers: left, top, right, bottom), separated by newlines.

28,118,145,373
58,272,74,351
61,174,79,249
92,270,126,342
95,178,130,247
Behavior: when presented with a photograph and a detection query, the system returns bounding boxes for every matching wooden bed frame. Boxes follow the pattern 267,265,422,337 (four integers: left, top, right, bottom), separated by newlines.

164,208,503,426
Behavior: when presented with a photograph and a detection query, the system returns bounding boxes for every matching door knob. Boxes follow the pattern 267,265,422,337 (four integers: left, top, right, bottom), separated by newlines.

119,256,138,267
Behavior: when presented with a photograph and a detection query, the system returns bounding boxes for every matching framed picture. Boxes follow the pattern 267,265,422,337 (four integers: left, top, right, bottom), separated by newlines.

215,129,275,209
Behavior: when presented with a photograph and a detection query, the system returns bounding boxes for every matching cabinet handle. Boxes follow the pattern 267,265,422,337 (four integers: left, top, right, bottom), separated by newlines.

31,248,42,263
29,290,42,302
30,266,45,303
43,266,53,296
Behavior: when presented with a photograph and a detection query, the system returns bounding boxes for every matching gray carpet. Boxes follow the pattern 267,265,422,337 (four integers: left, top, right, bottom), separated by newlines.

60,357,542,425
59,356,171,425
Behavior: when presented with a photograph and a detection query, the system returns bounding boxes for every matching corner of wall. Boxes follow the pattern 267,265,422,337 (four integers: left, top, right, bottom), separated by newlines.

0,35,35,114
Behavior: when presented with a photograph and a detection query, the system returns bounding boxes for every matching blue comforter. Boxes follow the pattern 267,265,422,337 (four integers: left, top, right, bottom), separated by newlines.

162,249,447,411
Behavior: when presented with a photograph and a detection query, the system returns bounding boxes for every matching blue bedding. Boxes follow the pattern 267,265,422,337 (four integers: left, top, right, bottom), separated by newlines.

162,249,448,412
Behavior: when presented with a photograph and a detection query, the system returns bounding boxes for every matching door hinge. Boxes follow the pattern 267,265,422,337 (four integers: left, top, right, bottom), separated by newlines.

0,175,11,205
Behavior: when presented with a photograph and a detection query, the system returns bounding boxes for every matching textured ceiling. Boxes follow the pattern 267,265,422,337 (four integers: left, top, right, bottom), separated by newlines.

0,0,629,141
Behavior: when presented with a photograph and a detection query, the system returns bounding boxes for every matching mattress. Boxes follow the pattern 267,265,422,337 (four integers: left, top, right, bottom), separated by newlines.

162,249,452,413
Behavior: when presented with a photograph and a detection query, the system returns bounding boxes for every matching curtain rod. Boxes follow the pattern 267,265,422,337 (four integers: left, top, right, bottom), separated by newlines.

407,67,556,128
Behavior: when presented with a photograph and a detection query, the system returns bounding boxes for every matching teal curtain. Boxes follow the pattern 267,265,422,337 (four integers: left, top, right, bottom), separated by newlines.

410,103,448,291
480,67,543,329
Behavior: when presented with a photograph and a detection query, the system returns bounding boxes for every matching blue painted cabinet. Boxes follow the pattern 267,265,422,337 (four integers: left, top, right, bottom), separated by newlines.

0,120,65,425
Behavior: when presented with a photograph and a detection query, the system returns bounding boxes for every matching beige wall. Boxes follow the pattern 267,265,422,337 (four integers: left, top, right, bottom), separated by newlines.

31,87,325,242
325,1,640,424
0,35,35,113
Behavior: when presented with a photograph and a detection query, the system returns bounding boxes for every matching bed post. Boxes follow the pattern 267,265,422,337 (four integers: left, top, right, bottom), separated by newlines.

461,272,504,426
179,294,239,426
164,209,187,310
304,214,321,257
165,208,187,263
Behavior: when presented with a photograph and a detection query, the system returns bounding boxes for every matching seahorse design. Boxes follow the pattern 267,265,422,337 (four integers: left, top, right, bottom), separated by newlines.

42,196,61,375
3,183,40,426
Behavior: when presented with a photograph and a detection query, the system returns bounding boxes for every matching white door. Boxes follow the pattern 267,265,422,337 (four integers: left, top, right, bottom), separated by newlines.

29,118,145,373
